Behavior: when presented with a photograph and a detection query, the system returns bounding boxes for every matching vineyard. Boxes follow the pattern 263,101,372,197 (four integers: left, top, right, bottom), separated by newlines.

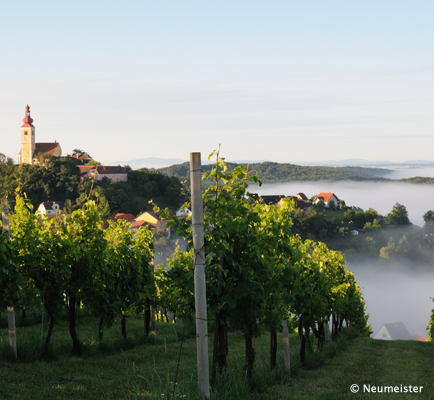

0,151,372,397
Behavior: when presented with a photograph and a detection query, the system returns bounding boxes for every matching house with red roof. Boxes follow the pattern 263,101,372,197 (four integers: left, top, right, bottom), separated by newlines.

112,213,136,222
131,220,152,233
135,211,170,236
313,192,340,208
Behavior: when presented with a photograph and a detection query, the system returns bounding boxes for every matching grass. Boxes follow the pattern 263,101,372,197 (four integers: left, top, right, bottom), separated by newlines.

0,313,433,399
263,334,434,400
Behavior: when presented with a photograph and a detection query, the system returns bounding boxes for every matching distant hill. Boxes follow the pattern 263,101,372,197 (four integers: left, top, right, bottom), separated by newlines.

157,161,391,184
107,157,187,170
299,159,434,167
107,157,271,170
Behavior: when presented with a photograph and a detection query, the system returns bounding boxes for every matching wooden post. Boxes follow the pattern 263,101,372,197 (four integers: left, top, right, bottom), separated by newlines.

40,295,45,351
190,153,210,398
151,259,156,335
282,318,291,375
2,199,17,359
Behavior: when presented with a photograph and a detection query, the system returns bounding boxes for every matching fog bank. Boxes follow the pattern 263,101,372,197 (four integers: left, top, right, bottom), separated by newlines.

348,263,434,338
376,166,434,180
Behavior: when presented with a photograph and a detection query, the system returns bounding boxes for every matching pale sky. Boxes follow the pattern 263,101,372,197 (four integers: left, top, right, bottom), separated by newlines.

1,1,433,164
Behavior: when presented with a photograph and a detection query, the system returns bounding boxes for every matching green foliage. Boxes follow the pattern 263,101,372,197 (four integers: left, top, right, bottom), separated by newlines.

0,231,20,307
155,247,195,319
387,202,411,225
428,309,434,342
363,218,382,232
86,160,102,166
423,210,434,227
100,218,155,336
314,199,325,211
13,157,81,211
328,199,336,210
344,207,383,230
291,208,336,242
399,176,434,184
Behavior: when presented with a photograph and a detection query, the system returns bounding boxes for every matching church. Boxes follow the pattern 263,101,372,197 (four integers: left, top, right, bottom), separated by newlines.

18,103,62,165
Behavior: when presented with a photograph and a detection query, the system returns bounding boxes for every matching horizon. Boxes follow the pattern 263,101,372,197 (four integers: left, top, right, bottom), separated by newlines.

1,2,433,165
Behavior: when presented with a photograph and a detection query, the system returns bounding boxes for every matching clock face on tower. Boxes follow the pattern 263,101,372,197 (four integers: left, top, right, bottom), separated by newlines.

24,136,28,140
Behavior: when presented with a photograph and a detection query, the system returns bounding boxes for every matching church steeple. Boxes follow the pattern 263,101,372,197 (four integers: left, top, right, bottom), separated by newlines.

22,103,34,127
19,103,36,164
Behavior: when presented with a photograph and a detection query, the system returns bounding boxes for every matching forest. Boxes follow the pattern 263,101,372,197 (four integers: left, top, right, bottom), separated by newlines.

158,160,392,184
0,153,182,217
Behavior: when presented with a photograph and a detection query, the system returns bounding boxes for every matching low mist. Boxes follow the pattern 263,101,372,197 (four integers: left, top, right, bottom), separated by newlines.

377,166,434,180
349,262,434,337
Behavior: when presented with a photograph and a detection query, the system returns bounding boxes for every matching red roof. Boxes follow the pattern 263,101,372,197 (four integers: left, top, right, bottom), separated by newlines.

315,192,338,203
132,220,151,228
34,143,60,157
114,213,135,222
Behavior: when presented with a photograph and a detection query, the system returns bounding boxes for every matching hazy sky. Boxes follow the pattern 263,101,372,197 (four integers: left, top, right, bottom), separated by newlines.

1,1,433,164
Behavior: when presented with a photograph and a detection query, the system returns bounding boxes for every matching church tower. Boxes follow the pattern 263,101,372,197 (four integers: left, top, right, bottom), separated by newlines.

19,103,36,164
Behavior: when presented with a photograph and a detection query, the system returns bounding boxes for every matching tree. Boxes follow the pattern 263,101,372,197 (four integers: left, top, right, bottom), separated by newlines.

72,149,85,157
62,201,107,355
86,160,102,166
10,195,69,352
104,219,154,339
423,210,434,229
314,199,325,211
387,203,410,225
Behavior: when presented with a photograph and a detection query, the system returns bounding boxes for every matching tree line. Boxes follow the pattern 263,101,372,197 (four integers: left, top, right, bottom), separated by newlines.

158,161,390,184
0,153,182,217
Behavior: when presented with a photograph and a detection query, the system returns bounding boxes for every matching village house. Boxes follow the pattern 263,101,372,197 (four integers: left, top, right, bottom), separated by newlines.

175,205,192,218
135,211,170,236
131,219,152,233
296,193,308,201
281,196,310,210
373,321,412,341
313,192,340,208
37,201,64,215
258,195,286,205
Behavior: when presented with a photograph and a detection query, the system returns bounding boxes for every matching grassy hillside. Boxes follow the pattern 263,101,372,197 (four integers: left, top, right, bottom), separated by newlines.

156,162,390,184
264,336,434,400
1,314,432,399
